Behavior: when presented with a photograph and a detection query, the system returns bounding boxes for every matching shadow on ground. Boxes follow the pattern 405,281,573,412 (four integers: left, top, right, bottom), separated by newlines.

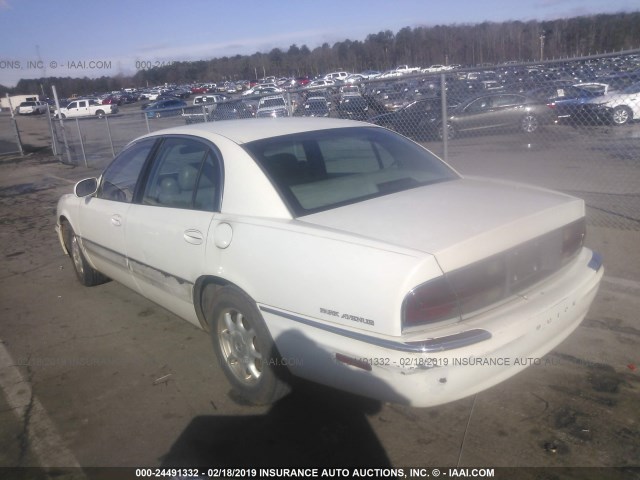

160,382,390,468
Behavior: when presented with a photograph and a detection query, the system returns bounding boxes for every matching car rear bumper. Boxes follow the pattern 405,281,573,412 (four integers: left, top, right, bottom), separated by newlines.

260,247,603,407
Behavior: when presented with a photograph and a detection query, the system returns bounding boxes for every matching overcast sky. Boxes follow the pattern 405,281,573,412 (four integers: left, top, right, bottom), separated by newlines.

0,0,637,87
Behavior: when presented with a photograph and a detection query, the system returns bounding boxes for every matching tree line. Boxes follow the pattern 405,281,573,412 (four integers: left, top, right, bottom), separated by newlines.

3,12,639,96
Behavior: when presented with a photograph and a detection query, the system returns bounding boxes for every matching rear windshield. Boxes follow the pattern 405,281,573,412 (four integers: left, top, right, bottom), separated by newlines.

244,126,459,216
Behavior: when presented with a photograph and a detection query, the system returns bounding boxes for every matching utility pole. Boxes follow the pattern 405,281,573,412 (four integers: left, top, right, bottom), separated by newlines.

539,32,546,61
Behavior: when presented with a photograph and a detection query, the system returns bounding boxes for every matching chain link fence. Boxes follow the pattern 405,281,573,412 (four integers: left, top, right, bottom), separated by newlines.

14,50,638,230
0,112,25,156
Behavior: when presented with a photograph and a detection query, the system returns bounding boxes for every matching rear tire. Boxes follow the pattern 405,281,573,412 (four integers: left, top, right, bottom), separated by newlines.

438,122,456,140
209,286,291,405
521,113,539,133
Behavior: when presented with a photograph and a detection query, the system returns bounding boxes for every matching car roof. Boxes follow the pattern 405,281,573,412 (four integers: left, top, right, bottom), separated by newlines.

140,118,370,145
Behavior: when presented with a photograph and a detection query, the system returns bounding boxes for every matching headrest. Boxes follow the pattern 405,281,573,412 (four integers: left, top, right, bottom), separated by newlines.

160,177,179,194
178,165,199,190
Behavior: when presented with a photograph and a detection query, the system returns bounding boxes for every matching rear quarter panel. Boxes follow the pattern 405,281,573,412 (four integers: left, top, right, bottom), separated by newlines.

210,216,442,337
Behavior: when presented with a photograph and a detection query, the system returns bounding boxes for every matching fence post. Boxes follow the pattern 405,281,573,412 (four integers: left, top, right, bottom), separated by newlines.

5,95,24,156
105,115,115,158
202,104,208,123
287,91,293,116
52,86,73,165
75,118,88,168
440,73,448,163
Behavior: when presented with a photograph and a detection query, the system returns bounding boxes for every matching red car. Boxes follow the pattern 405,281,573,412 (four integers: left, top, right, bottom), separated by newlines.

295,76,311,86
101,96,121,106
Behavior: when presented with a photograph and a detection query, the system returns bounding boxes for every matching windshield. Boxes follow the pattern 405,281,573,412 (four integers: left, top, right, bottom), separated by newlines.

260,98,286,108
244,126,459,216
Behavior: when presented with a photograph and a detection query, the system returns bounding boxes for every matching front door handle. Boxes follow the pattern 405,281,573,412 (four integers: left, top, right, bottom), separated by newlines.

111,214,122,226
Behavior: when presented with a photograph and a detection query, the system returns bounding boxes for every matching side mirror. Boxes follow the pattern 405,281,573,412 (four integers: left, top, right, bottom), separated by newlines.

74,177,98,197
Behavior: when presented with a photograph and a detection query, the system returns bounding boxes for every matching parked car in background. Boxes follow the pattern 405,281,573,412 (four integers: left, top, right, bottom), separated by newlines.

306,79,336,90
56,118,603,407
300,97,330,117
211,100,255,121
17,100,48,115
181,94,232,124
395,65,421,74
324,71,349,82
144,90,162,101
371,97,445,140
336,95,370,120
144,99,187,119
164,88,191,99
54,99,118,119
242,86,283,97
439,93,555,139
101,96,121,106
193,94,228,105
582,81,640,125
527,84,608,125
256,95,289,118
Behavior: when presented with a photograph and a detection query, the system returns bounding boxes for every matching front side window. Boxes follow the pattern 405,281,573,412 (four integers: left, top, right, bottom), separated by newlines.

492,95,523,108
245,127,459,216
98,139,156,202
465,97,491,113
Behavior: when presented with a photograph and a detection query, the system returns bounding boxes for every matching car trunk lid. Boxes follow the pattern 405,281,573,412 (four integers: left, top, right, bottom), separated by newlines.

300,176,584,273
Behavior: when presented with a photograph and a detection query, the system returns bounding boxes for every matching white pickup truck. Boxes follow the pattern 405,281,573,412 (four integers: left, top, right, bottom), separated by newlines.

395,65,421,75
54,98,118,119
181,95,228,124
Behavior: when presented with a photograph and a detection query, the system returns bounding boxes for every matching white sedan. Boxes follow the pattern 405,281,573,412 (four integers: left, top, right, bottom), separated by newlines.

56,118,603,407
585,81,640,125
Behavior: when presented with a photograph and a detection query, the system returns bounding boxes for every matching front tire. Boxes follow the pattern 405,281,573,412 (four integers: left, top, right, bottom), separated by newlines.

63,223,109,287
611,106,632,126
438,121,456,140
209,287,290,405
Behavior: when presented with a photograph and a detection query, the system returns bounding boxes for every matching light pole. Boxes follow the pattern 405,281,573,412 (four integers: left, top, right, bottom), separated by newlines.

539,32,546,61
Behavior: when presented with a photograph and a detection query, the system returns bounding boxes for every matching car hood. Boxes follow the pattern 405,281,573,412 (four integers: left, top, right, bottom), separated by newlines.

300,177,584,272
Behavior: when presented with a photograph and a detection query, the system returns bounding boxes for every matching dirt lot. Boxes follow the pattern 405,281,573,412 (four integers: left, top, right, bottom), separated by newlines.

0,117,639,479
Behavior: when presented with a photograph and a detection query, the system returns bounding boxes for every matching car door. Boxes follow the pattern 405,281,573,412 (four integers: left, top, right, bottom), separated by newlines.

125,136,223,325
456,96,495,133
68,100,89,118
489,94,528,129
624,83,640,117
77,138,158,291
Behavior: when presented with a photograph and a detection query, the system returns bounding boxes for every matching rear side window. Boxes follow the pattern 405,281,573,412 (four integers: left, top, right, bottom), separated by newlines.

141,137,221,212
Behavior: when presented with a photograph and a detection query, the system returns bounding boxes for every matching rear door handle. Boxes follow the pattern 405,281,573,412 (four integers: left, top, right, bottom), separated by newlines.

183,229,204,245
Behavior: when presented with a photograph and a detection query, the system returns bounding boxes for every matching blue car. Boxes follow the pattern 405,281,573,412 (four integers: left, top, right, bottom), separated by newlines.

527,84,607,125
144,99,187,119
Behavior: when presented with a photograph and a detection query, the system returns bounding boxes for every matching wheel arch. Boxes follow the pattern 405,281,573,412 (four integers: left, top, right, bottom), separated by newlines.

193,275,253,332
57,215,73,255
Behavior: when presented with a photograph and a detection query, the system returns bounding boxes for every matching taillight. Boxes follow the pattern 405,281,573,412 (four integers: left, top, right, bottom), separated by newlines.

562,218,586,260
402,218,587,332
402,276,460,329
448,255,508,314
